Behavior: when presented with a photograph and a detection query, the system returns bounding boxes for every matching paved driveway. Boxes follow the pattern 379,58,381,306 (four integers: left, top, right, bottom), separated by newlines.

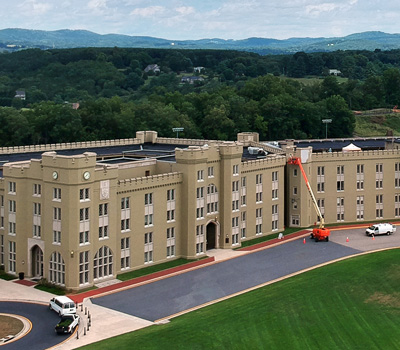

93,234,366,322
0,301,71,350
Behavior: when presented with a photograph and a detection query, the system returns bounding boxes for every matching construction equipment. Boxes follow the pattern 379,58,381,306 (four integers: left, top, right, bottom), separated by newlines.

288,157,330,242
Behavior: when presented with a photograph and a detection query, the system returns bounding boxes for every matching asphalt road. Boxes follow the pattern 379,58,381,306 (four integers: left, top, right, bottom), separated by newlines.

0,301,71,350
93,230,375,322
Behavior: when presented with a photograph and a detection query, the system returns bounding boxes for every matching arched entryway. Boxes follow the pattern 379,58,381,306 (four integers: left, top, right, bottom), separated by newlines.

31,245,43,278
206,221,217,250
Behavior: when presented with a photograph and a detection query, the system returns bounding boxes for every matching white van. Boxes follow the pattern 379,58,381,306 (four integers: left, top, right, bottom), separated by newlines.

365,223,396,236
49,296,76,316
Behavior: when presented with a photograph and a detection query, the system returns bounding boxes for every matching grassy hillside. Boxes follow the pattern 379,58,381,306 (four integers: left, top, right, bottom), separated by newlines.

80,249,400,350
354,113,400,137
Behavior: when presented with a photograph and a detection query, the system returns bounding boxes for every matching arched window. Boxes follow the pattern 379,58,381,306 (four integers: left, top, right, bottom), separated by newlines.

207,184,219,214
93,246,113,280
49,252,65,286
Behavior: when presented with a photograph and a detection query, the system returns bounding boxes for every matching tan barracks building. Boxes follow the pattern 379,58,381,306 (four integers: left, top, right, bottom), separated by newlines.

0,131,399,290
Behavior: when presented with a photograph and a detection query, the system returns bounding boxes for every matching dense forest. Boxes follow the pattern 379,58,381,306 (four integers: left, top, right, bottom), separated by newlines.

0,47,400,146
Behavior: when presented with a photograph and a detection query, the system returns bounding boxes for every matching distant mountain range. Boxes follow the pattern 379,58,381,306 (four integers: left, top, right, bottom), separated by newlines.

1,28,400,54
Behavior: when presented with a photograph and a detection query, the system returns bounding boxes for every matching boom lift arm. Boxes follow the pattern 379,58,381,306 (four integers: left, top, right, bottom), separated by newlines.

288,156,330,241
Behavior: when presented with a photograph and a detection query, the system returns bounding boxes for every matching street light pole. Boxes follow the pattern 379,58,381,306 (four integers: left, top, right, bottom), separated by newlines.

322,119,332,139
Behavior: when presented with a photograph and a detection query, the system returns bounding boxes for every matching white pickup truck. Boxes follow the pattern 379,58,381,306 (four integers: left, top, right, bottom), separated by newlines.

365,223,396,236
55,314,80,334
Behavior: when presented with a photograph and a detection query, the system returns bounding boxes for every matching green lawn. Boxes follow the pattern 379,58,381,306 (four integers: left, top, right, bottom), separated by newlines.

79,249,400,350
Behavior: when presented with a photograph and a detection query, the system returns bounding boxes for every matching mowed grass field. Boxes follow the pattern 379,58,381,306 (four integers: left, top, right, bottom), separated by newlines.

80,249,400,350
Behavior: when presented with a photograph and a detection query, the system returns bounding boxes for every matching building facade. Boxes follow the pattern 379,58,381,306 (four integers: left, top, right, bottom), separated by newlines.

0,131,286,290
1,131,399,290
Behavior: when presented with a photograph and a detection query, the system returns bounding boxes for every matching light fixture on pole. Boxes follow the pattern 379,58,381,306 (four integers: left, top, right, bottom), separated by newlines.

172,127,184,138
322,119,332,139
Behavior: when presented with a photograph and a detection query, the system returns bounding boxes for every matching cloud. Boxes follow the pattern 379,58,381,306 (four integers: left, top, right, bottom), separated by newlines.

18,0,53,15
130,6,166,17
305,0,358,16
175,7,195,16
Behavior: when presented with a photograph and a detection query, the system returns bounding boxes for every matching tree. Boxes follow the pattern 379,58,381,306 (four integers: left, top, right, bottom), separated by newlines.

322,95,355,138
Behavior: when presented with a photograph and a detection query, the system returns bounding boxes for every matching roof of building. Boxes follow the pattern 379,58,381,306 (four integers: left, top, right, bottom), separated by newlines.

294,138,400,152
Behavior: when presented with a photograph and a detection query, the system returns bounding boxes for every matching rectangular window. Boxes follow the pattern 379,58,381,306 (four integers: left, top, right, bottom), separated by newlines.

256,174,263,204
196,187,205,219
144,232,153,263
395,194,400,218
33,225,41,238
79,208,89,222
0,234,4,266
233,164,239,176
336,197,344,222
8,182,16,194
197,170,204,182
53,188,61,201
121,197,130,232
121,197,130,209
395,163,400,188
241,176,246,207
356,196,364,220
79,251,89,285
79,230,89,245
337,165,344,192
256,207,262,235
317,166,325,193
99,203,109,240
272,171,278,200
53,230,61,244
291,215,300,226
232,216,239,246
356,164,364,190
167,209,175,222
99,226,108,240
208,166,214,178
80,188,90,201
196,225,205,254
8,241,16,273
33,183,41,196
241,211,246,238
33,202,41,216
167,189,175,201
99,203,108,216
317,198,325,222
9,200,16,213
272,204,278,231
121,237,130,270
376,194,383,218
167,227,176,258
145,214,153,226
0,196,4,229
376,163,383,189
145,193,153,205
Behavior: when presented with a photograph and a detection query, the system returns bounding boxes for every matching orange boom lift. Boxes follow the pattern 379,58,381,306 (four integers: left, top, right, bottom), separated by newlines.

288,157,330,242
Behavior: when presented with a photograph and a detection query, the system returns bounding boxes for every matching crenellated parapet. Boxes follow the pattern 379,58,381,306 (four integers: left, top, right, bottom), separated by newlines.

241,154,286,172
117,172,183,192
0,138,141,155
175,145,210,164
313,148,400,162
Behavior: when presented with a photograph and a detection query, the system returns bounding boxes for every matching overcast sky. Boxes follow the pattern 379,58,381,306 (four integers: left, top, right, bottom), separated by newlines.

0,0,399,40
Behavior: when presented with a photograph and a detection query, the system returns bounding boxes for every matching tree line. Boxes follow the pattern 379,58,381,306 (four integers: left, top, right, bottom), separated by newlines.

1,47,400,146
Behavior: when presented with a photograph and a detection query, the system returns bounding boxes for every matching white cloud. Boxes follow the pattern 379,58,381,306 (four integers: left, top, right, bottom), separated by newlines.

130,6,166,17
19,0,53,15
175,6,195,16
87,0,108,10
